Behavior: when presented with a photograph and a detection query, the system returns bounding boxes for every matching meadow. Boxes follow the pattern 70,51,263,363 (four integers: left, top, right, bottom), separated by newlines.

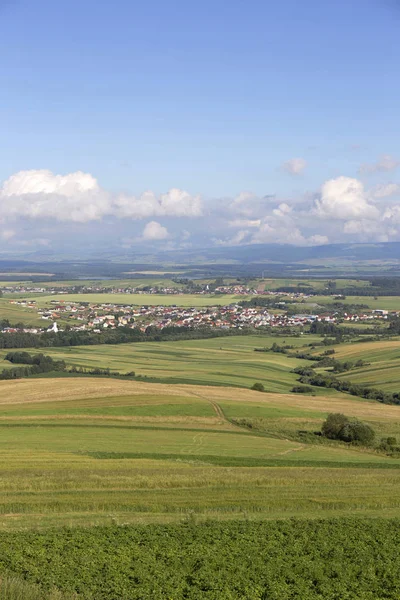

0,377,400,532
326,338,400,392
311,294,400,311
0,298,43,327
0,334,329,392
30,293,256,307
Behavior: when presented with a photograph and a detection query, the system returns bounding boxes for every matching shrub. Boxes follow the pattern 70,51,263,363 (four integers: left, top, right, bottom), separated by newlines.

251,382,265,392
340,421,375,445
291,385,313,394
321,413,375,445
321,413,349,440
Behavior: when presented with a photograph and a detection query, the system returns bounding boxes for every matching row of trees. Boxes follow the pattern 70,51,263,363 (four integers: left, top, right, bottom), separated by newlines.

298,371,400,405
0,325,254,350
0,352,66,380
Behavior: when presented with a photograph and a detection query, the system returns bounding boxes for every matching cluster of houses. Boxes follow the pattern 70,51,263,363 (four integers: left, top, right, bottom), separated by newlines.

2,297,395,336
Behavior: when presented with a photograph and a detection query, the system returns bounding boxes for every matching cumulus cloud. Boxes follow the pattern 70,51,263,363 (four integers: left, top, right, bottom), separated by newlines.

314,176,379,220
0,229,16,240
214,230,251,246
308,234,329,245
373,183,400,199
359,155,400,175
228,219,261,228
272,203,292,217
282,158,307,176
115,188,203,219
0,170,203,223
142,221,169,241
0,169,108,223
3,167,400,250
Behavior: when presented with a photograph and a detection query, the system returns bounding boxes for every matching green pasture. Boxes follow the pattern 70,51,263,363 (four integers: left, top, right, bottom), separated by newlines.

312,295,400,311
0,377,400,529
0,298,44,327
328,338,400,392
37,278,183,289
2,334,332,392
258,278,371,291
26,293,255,307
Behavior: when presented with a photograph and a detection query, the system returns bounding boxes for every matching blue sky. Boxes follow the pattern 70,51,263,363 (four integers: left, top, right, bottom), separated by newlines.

0,0,400,253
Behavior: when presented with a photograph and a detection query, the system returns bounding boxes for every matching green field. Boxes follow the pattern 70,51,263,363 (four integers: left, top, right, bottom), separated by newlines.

0,376,399,532
27,293,255,307
326,338,400,392
0,298,44,327
311,295,400,311
0,334,330,392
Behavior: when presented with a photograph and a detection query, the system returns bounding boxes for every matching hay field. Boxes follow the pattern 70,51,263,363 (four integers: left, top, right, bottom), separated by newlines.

0,334,334,393
31,293,254,307
1,378,400,529
0,298,43,327
312,295,400,311
323,338,400,392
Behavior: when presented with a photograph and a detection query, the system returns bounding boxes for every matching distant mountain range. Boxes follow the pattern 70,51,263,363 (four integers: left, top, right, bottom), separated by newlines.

0,242,399,279
151,242,400,265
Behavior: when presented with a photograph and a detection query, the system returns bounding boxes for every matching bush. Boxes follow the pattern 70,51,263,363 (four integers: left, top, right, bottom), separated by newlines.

321,413,375,445
291,385,313,394
321,413,349,440
251,382,265,392
340,421,375,445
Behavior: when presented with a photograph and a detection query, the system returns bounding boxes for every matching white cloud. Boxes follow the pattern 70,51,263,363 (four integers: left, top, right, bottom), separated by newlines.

282,158,307,176
0,170,203,223
383,205,400,225
314,176,379,220
228,219,261,228
272,203,292,217
359,155,400,174
0,169,108,223
214,230,250,246
142,221,169,241
373,183,400,199
308,234,329,245
0,229,16,240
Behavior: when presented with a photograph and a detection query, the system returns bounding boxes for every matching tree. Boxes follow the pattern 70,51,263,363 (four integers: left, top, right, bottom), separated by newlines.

321,413,349,439
291,385,313,394
340,421,375,445
321,413,375,445
251,382,265,392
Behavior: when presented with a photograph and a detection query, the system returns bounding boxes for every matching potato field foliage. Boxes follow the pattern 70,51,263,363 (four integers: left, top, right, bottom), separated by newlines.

1,519,400,600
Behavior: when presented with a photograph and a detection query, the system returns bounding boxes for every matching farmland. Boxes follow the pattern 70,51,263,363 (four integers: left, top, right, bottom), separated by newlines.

0,377,400,534
0,334,330,392
30,293,257,307
1,277,400,597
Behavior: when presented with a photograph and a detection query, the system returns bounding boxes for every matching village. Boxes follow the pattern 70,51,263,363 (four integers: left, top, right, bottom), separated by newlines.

2,296,393,335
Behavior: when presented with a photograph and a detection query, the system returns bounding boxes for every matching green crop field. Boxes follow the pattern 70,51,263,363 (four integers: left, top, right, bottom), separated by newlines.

26,293,256,307
0,377,400,533
325,338,400,392
0,334,333,393
0,298,44,327
312,295,400,311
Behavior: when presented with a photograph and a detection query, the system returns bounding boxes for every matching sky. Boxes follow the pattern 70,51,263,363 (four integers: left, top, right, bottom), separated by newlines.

0,0,400,255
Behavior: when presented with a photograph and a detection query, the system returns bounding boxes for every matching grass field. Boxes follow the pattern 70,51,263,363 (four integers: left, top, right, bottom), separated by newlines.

311,295,400,311
0,334,332,392
26,293,257,307
0,377,400,530
0,298,44,327
324,338,400,392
